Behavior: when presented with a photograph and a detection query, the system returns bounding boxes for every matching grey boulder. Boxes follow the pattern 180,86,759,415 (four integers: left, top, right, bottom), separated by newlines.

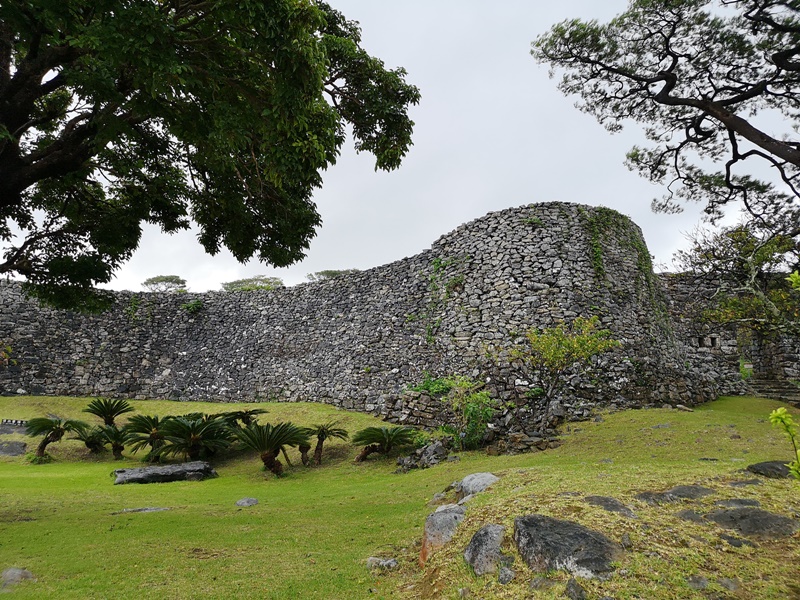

112,461,218,485
706,507,799,539
746,461,791,479
419,504,466,565
456,473,499,500
463,524,507,575
513,514,623,579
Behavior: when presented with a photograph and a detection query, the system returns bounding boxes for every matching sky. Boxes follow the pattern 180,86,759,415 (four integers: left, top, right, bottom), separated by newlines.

105,0,721,293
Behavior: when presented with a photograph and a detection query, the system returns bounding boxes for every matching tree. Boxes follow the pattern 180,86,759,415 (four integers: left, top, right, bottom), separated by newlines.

125,414,171,462
97,424,129,460
439,376,499,451
235,422,310,476
533,1,800,234
0,1,420,311
25,416,87,458
352,426,415,462
674,220,799,332
159,416,232,462
82,398,134,427
70,422,105,453
509,317,619,410
221,276,284,292
301,421,349,466
141,275,186,293
306,269,360,282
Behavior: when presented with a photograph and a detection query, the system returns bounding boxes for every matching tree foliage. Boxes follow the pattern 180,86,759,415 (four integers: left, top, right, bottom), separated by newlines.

82,397,134,427
0,1,420,310
25,416,87,458
675,220,800,331
769,407,800,479
306,269,360,282
510,316,619,405
141,275,186,293
220,275,283,292
533,0,800,233
438,376,498,451
235,421,309,476
352,425,415,462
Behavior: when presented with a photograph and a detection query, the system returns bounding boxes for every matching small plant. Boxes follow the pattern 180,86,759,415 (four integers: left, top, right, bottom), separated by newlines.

408,372,452,396
124,294,141,321
440,376,499,450
739,357,753,380
523,216,543,226
769,407,800,480
83,398,134,427
181,299,204,315
352,426,415,462
0,343,14,368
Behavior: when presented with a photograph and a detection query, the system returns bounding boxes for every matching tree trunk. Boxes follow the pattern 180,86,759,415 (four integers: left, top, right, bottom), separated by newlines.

112,444,124,460
35,438,50,458
261,451,283,476
280,446,292,466
313,439,325,466
354,444,381,463
299,443,311,466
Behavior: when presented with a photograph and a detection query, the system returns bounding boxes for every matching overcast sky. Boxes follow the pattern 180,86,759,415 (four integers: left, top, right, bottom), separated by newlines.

106,0,721,293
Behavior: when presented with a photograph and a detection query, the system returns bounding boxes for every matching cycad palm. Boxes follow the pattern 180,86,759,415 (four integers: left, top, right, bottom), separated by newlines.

70,422,105,453
97,424,130,460
159,417,232,461
352,426,415,462
83,398,134,426
125,414,171,462
301,421,349,466
236,422,310,476
25,417,88,458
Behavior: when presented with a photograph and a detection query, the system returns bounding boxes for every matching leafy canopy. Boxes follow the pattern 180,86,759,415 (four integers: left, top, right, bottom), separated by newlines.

0,1,420,310
675,221,800,332
141,275,186,293
221,275,283,292
510,316,619,404
533,0,800,234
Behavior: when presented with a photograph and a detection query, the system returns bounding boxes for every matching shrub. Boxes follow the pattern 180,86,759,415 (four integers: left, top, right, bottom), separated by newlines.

769,407,800,480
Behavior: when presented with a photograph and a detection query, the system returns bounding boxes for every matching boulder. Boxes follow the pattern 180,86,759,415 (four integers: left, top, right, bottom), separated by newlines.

366,557,399,570
456,473,499,500
584,495,636,518
396,440,451,472
1,568,35,589
706,507,799,539
463,524,506,575
0,441,26,456
419,504,466,566
112,461,217,485
513,514,624,579
235,498,258,507
635,484,714,504
746,461,791,479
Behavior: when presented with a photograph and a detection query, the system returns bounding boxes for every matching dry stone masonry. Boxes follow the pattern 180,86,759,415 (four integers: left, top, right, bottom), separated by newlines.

0,202,766,429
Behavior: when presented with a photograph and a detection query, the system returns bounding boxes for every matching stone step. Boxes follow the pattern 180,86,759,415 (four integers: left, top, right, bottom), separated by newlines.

748,380,800,405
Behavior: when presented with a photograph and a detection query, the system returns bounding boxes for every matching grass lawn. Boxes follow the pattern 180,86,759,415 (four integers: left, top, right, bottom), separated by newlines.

0,395,798,599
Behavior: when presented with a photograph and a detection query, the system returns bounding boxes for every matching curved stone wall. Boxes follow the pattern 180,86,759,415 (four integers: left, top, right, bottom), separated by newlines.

1,202,745,425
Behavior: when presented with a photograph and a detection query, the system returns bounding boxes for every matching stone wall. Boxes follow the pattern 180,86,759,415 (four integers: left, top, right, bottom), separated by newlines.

0,202,751,429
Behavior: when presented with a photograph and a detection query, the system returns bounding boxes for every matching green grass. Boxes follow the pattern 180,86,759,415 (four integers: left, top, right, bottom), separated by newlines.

0,395,798,599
